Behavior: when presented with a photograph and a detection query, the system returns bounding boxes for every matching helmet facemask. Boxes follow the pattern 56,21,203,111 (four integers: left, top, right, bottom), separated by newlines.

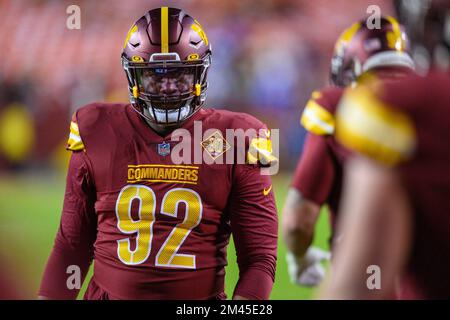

123,53,211,126
330,49,358,87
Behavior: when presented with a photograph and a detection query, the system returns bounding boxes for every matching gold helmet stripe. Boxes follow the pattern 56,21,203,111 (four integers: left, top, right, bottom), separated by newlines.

385,16,404,51
161,7,169,53
123,25,138,49
335,22,361,52
386,16,401,39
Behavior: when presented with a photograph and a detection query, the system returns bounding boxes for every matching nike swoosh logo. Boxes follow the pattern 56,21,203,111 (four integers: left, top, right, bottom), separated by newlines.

263,185,272,196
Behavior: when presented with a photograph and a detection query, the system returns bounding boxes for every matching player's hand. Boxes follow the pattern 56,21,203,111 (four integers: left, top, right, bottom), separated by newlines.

286,247,331,287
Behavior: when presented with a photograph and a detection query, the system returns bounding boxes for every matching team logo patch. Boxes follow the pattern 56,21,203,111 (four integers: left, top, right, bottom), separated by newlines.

158,142,171,156
201,130,230,160
187,53,199,61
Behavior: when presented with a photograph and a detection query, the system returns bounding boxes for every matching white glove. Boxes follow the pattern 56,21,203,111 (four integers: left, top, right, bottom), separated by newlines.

286,247,331,287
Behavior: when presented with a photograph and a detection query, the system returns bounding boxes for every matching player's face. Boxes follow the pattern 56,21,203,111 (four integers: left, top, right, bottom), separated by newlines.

139,67,195,96
135,66,196,123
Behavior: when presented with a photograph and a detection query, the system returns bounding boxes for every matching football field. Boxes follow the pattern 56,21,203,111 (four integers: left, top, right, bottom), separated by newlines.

0,172,331,300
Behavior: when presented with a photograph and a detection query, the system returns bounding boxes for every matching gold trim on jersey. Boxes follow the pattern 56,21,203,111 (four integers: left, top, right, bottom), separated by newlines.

247,136,278,166
336,86,416,166
67,121,85,151
311,90,322,100
301,99,335,135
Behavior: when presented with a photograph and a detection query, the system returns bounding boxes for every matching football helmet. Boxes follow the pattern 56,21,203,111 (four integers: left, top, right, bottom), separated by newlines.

330,16,415,87
122,7,211,126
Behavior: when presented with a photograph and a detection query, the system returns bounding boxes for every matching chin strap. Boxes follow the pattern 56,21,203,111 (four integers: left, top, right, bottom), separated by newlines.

130,100,199,128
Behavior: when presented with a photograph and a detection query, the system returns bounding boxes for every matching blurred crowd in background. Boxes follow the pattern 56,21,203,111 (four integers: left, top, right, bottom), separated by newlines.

0,0,393,173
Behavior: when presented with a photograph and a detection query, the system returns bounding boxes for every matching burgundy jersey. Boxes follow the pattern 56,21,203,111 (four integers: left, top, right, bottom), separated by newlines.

336,71,450,299
0,263,22,299
39,104,278,300
292,70,411,237
291,86,349,234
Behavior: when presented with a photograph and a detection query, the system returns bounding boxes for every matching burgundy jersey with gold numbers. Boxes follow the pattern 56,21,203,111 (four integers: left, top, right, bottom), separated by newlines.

291,86,350,234
337,71,450,299
39,104,278,300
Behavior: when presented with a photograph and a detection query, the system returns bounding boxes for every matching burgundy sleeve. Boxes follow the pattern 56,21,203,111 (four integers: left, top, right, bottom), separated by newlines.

291,132,335,204
229,164,278,300
39,151,97,299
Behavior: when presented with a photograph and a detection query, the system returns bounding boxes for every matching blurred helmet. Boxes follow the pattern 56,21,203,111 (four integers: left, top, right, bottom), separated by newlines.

330,16,415,87
394,0,450,73
122,7,211,126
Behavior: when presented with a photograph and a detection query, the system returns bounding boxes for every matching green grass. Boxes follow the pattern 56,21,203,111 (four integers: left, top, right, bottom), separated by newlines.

0,172,330,299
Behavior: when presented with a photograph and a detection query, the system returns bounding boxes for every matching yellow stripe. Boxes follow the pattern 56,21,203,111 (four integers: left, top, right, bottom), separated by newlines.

386,16,404,51
161,7,169,53
128,164,199,170
300,100,335,135
127,179,197,185
70,121,79,135
67,121,84,151
335,22,361,52
386,16,401,40
191,22,209,46
336,86,415,166
247,137,278,165
67,138,84,151
311,91,322,100
123,25,138,49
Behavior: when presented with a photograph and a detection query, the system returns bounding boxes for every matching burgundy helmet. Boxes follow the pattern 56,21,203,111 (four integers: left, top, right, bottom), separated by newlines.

394,0,450,72
122,7,211,126
330,16,415,87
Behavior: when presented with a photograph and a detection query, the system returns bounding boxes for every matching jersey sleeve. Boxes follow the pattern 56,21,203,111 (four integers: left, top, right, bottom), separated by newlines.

225,117,278,299
39,151,97,299
336,85,416,166
291,132,336,204
228,162,278,300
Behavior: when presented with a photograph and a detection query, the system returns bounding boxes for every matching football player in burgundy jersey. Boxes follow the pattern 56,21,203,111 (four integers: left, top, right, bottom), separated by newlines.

283,16,415,287
321,0,450,299
38,7,278,300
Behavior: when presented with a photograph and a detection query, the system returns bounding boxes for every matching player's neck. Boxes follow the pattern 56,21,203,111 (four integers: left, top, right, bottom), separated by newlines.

145,120,177,137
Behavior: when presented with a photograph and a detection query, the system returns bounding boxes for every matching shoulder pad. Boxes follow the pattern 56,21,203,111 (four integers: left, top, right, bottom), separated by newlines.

336,86,416,166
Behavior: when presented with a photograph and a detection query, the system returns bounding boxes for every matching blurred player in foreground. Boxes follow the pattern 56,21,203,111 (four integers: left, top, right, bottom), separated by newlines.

321,0,450,299
283,16,414,287
38,7,278,300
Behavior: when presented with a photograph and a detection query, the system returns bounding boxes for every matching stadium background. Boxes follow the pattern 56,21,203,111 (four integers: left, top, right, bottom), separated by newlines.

0,0,393,299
